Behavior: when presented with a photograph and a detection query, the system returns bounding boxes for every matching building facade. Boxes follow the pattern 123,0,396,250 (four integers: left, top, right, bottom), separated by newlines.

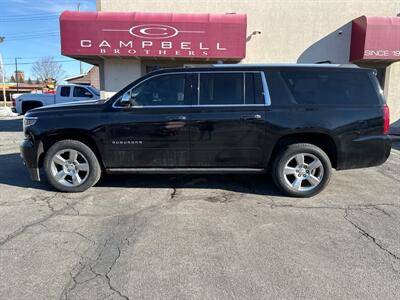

61,0,400,126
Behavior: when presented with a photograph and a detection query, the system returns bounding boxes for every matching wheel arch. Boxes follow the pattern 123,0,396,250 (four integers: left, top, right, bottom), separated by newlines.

21,100,43,113
269,131,339,169
38,130,105,170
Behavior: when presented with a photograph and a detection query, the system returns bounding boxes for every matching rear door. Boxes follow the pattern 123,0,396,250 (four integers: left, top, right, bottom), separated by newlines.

57,86,73,104
189,71,268,167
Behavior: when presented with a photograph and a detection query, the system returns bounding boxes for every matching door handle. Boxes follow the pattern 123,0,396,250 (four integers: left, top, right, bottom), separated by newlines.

241,114,262,121
167,115,186,121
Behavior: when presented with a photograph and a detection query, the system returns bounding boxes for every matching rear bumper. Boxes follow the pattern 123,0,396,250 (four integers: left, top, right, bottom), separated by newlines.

20,138,40,181
337,135,392,170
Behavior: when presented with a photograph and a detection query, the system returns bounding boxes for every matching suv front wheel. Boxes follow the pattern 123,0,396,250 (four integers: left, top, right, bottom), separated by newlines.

44,140,101,192
272,143,332,197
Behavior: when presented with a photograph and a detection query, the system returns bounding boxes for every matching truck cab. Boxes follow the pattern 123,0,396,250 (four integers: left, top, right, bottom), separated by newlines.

13,84,100,114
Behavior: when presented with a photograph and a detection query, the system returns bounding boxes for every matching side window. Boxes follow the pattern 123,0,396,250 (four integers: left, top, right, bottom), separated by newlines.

199,73,244,105
73,86,93,98
122,74,187,106
245,73,264,104
60,86,71,97
266,70,380,106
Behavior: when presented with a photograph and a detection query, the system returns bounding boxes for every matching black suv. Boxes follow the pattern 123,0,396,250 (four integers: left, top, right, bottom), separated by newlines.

20,64,392,197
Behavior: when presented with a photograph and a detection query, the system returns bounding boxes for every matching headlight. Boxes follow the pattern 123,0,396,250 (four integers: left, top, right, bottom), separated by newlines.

23,116,37,131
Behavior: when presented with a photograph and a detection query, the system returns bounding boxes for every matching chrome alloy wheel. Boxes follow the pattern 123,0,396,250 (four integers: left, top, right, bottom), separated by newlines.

50,149,90,187
282,153,324,192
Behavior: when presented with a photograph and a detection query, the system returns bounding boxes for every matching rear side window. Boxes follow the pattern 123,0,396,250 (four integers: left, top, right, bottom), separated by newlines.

266,70,381,106
60,86,70,97
245,73,264,104
199,73,243,105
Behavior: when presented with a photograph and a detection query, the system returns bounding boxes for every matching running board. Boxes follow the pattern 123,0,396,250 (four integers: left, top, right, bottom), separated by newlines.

106,168,266,174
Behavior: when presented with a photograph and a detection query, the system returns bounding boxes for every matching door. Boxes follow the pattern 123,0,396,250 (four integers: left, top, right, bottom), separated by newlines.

105,73,195,168
189,72,267,167
71,86,94,102
57,86,73,104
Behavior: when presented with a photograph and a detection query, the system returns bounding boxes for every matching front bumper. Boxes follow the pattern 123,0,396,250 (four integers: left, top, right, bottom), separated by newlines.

20,138,40,181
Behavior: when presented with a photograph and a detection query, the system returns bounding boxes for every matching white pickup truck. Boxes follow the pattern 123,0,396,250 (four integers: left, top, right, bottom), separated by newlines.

13,84,100,114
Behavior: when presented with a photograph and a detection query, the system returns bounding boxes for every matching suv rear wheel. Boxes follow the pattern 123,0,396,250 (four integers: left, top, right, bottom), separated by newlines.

272,143,332,197
44,140,101,192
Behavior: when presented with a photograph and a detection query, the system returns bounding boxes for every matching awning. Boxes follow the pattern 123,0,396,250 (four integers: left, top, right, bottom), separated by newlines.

60,11,247,61
350,16,400,63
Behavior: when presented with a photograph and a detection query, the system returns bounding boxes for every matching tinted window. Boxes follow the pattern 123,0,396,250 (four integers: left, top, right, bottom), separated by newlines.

125,74,187,106
245,73,264,104
73,86,92,98
199,73,243,105
266,70,381,106
60,86,70,97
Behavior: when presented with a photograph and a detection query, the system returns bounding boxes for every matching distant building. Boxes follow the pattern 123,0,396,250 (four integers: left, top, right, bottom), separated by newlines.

64,66,99,89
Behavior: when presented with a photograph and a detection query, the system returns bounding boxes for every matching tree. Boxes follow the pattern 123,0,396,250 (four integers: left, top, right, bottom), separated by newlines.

27,77,32,84
10,75,15,82
31,57,65,84
35,78,40,84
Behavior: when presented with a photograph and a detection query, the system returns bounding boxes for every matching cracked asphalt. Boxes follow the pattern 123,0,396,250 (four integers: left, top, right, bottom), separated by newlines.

1,116,400,299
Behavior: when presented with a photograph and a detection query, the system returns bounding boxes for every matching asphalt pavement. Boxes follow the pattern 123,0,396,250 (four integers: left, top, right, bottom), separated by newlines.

0,116,400,299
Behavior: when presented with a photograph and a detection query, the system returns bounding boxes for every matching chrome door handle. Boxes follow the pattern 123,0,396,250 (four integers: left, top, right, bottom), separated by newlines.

241,114,262,120
167,115,186,121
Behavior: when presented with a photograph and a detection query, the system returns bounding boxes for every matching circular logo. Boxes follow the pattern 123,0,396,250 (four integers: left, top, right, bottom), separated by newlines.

129,24,179,39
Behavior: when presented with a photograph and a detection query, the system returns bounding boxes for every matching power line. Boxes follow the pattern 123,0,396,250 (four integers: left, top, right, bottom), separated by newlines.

0,30,59,37
2,60,78,66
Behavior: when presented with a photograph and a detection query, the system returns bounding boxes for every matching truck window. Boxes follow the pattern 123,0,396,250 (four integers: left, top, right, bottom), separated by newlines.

73,87,93,98
266,70,381,106
199,73,243,105
60,86,71,97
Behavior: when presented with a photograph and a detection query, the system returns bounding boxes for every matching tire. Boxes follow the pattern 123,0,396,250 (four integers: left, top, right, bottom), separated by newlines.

272,143,332,197
44,140,101,192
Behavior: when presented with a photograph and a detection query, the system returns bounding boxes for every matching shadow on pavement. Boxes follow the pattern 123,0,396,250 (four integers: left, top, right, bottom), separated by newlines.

0,153,50,190
0,118,22,132
0,152,280,196
98,173,281,196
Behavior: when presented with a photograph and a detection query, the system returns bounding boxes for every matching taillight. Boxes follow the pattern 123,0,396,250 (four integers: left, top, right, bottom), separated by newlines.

383,105,390,135
12,98,16,107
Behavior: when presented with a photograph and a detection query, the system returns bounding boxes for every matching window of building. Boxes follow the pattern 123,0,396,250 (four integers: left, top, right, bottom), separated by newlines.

266,70,380,106
73,86,92,98
123,74,187,106
199,73,244,105
60,86,71,97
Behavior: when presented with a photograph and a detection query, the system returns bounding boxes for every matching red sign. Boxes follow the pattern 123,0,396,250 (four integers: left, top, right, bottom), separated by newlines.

350,16,400,62
60,11,247,60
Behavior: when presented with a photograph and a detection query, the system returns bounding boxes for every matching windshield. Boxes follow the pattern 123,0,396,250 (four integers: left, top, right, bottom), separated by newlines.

87,86,100,96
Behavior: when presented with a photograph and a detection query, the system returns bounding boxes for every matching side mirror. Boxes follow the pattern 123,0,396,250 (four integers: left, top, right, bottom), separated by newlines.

120,90,131,106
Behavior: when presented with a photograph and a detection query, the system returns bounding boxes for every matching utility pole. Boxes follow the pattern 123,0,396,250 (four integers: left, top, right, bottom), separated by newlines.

77,3,83,74
15,57,19,93
0,36,6,107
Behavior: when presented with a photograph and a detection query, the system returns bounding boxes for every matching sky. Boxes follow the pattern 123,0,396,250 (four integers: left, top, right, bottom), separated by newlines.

0,0,96,82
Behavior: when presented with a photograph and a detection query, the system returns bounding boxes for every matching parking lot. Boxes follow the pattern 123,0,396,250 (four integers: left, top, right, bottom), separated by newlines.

0,116,399,299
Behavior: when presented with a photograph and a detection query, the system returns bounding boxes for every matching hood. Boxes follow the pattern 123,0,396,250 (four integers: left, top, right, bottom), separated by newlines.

26,99,107,116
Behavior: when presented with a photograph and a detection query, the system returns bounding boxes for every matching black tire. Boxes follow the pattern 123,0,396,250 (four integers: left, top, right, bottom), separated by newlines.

44,140,101,192
272,143,332,197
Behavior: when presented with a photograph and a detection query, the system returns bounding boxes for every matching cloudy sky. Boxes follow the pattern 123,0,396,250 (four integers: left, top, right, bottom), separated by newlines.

0,0,96,81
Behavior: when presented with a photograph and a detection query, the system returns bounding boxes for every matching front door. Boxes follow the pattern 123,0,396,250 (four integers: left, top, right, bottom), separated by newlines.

105,73,194,168
189,72,267,167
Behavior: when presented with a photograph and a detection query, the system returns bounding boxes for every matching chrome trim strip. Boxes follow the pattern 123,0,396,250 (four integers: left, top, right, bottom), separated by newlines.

113,71,270,108
260,71,271,106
